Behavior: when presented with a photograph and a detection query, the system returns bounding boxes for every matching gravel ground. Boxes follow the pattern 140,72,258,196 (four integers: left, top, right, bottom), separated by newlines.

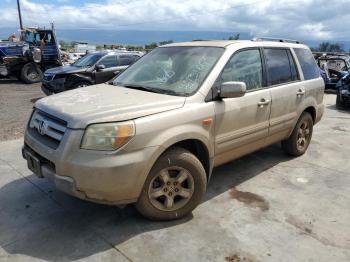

0,79,43,141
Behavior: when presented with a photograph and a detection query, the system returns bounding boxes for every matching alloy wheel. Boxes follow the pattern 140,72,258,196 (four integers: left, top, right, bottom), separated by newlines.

148,166,194,211
297,120,311,151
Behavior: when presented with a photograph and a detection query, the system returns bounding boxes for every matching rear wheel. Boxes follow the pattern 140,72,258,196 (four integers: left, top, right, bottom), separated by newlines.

136,147,207,221
282,112,313,156
20,63,43,84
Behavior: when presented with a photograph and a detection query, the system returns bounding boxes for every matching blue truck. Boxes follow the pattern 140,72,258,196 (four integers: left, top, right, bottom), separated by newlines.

0,27,61,83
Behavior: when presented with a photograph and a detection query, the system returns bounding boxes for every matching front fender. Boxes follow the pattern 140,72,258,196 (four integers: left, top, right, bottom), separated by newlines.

126,104,216,187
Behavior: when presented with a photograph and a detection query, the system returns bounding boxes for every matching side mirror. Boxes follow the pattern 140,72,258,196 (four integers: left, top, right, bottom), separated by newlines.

96,64,106,71
219,81,246,99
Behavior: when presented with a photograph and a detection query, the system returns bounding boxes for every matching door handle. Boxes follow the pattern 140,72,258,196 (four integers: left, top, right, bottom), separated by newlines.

296,89,305,96
258,98,270,107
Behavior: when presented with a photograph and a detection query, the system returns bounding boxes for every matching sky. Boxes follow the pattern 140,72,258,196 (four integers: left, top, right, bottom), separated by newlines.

0,0,350,41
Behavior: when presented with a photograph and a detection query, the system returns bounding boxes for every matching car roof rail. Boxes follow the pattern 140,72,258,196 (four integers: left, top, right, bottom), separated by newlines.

252,37,302,44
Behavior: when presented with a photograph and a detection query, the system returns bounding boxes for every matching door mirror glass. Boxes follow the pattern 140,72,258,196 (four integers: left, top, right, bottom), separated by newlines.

96,64,106,71
219,81,246,98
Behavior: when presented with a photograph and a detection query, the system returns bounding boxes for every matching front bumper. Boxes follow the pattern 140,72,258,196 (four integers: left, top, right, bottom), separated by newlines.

41,78,67,95
23,128,160,205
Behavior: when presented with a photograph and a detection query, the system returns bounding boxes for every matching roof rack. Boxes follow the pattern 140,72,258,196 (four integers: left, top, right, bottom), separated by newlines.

313,52,350,56
252,37,302,44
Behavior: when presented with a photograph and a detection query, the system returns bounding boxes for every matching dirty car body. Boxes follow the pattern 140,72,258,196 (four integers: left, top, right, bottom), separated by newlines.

23,40,325,220
41,51,143,95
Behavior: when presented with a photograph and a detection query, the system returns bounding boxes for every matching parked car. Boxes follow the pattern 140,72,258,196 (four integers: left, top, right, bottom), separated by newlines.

315,53,350,90
41,51,143,95
0,27,61,83
336,73,350,109
23,39,324,220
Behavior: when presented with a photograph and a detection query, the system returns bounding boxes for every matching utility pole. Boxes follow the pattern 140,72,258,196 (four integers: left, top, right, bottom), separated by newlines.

17,0,23,30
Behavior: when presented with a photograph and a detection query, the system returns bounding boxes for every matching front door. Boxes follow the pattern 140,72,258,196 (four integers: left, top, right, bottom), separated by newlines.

213,48,271,166
95,55,120,83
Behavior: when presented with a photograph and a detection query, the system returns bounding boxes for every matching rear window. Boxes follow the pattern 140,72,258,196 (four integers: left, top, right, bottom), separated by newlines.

264,48,298,86
294,48,320,80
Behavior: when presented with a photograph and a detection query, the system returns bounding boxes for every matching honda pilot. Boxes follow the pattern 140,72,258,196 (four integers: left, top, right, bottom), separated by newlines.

23,39,324,220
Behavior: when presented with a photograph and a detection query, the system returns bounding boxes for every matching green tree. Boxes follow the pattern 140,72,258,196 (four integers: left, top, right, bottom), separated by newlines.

315,42,344,52
159,40,174,46
228,33,240,40
145,42,158,50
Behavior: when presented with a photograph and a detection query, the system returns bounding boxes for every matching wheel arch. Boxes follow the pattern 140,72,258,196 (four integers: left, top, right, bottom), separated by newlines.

303,106,316,123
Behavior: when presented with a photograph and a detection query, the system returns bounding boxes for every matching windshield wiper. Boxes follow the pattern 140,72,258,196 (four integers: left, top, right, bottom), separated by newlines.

119,84,165,94
117,83,184,96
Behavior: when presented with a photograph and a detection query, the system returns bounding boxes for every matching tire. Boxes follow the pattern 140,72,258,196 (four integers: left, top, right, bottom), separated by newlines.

336,93,345,109
71,81,90,89
282,112,313,157
136,147,207,221
20,63,43,84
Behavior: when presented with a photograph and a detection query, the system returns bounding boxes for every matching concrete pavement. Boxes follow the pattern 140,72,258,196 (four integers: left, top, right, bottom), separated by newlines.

0,94,349,262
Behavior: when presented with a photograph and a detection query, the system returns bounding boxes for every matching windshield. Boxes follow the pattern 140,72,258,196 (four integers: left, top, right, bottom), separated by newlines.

113,46,224,96
73,53,104,67
23,31,40,45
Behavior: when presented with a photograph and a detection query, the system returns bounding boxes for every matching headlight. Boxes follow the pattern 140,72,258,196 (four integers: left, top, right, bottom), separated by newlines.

81,121,135,151
33,48,42,63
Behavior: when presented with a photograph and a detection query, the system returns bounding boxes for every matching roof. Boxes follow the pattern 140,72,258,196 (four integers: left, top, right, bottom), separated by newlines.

162,40,307,49
164,40,247,48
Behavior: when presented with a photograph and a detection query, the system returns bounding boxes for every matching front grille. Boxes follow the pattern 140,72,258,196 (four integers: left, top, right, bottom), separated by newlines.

43,74,54,81
28,110,67,150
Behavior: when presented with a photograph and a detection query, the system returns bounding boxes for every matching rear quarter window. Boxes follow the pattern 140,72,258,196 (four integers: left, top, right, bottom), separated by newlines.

294,48,320,80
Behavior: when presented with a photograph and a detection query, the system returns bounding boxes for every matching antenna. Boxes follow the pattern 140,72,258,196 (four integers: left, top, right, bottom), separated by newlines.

17,0,23,30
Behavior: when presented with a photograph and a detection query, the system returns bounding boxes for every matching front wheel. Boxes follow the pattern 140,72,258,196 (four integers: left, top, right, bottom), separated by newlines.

282,112,313,156
20,63,43,84
136,147,207,221
71,81,90,89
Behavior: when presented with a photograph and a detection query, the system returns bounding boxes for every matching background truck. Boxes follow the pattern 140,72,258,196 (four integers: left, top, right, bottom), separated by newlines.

0,26,62,83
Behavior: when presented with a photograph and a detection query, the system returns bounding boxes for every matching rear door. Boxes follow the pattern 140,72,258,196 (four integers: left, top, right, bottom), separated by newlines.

263,48,303,144
213,48,272,166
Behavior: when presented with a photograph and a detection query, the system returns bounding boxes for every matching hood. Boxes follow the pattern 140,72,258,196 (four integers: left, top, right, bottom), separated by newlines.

35,84,186,129
45,65,87,75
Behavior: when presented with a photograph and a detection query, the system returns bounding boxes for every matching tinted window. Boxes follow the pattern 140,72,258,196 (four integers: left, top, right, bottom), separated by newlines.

99,56,118,68
118,55,133,66
73,53,104,67
294,48,320,80
264,48,297,85
287,51,299,81
221,49,263,91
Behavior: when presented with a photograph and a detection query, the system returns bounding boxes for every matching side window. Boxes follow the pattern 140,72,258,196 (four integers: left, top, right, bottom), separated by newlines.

98,56,118,68
118,55,133,66
221,49,263,91
294,48,320,80
264,48,297,86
